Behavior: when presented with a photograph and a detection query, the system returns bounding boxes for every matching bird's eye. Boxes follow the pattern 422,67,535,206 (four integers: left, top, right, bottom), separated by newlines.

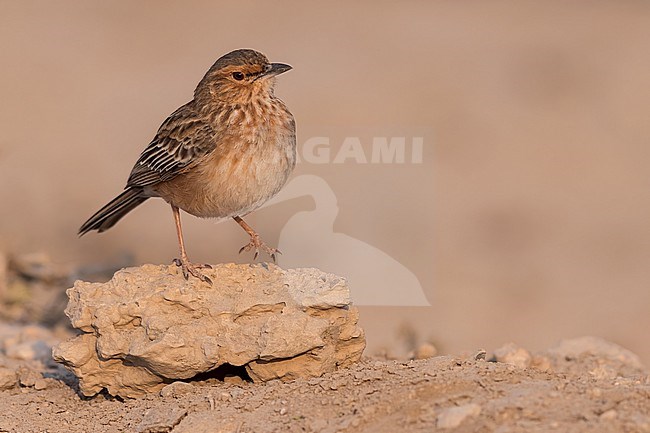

232,72,244,81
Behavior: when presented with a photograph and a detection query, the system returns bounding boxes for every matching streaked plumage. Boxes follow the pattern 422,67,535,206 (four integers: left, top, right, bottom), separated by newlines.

79,49,296,283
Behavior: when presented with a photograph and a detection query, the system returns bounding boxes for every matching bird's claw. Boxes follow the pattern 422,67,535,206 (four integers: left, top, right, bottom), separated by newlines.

238,234,281,263
172,258,212,284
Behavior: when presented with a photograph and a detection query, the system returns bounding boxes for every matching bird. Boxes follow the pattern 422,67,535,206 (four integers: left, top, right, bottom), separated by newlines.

79,49,296,284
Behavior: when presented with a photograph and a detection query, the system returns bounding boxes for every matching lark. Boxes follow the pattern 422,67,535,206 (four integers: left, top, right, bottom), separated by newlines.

79,49,296,284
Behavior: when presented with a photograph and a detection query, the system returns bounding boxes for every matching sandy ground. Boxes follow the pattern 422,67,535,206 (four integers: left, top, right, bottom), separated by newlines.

1,261,648,432
1,340,649,433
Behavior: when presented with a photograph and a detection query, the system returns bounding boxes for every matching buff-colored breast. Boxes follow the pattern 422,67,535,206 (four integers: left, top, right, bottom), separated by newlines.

152,103,295,219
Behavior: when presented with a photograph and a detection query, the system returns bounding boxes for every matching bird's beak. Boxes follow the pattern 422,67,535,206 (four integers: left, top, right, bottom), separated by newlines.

265,63,292,77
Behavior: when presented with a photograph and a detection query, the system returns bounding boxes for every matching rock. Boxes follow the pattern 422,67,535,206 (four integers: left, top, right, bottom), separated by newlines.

33,378,49,390
8,252,73,283
436,403,481,429
5,340,51,362
0,367,18,390
530,355,552,372
600,409,618,421
160,381,194,398
546,336,643,368
473,349,487,361
17,365,43,388
0,323,60,363
493,342,532,369
413,343,437,360
223,374,246,386
173,414,241,433
52,263,366,398
137,407,187,433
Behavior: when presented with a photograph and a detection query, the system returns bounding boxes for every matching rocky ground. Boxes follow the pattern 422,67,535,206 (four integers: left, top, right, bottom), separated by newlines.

0,335,649,433
0,254,649,432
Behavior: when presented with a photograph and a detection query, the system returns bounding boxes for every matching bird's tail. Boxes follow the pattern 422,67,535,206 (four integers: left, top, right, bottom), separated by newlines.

79,188,149,236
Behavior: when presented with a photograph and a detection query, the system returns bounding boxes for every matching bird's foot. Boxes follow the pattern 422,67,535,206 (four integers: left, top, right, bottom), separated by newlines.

238,233,282,262
172,258,212,284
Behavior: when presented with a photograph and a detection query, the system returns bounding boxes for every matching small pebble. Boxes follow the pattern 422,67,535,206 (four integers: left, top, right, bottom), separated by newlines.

160,381,194,397
33,378,48,391
0,367,18,390
474,349,487,361
531,356,552,372
17,366,41,388
223,375,246,386
600,409,618,421
493,343,532,369
414,343,437,360
437,403,482,429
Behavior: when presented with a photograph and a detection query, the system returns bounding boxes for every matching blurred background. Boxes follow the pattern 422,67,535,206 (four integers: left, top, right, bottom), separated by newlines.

1,1,649,362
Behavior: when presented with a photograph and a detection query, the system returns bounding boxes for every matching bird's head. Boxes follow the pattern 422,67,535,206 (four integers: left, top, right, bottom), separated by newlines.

195,49,292,105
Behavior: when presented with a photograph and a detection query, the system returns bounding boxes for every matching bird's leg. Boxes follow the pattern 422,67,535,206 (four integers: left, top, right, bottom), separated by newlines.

171,205,212,284
233,216,281,262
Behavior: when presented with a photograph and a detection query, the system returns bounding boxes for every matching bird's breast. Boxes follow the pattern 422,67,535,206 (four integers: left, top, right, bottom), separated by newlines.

154,101,296,219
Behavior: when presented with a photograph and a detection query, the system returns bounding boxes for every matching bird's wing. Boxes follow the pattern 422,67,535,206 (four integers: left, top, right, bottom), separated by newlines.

126,102,217,187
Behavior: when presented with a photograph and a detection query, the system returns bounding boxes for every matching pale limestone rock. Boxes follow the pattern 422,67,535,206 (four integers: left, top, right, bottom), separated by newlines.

493,342,532,369
600,409,618,421
5,340,51,362
137,407,187,433
0,323,59,363
0,367,17,390
413,342,437,360
53,263,365,398
530,355,552,372
546,336,644,368
160,381,195,398
17,365,43,388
